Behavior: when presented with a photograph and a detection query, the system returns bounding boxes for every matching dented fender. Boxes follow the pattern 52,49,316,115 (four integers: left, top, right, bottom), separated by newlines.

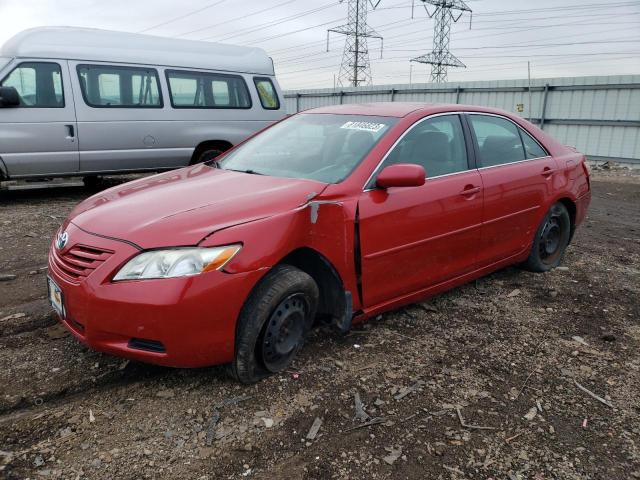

200,196,361,311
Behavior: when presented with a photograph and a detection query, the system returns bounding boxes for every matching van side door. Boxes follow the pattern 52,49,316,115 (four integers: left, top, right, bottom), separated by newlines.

0,59,78,177
68,61,181,173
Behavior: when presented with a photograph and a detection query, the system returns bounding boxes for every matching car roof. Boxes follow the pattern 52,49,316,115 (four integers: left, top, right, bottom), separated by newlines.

0,27,275,76
302,102,517,119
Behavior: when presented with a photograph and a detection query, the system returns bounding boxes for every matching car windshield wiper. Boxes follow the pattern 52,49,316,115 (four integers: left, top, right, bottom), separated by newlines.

223,168,265,175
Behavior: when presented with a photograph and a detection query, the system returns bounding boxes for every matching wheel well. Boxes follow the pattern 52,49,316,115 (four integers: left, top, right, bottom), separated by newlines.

558,197,577,241
190,140,233,165
279,248,346,323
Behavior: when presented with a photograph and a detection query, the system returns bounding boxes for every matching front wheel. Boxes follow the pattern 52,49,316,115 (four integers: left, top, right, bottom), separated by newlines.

524,202,571,272
227,265,319,384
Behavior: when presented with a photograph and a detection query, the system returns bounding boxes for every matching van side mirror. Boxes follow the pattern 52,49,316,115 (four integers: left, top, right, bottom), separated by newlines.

376,164,426,189
0,86,20,107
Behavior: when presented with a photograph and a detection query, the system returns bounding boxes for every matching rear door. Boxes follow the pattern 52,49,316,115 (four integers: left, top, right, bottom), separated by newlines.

0,59,78,176
467,113,558,267
358,114,483,308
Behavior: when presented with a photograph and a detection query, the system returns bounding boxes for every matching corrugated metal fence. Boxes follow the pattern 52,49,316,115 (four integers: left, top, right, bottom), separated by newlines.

283,75,640,164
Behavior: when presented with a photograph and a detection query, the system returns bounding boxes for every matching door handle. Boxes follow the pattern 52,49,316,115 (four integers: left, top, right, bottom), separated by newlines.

460,185,481,196
65,124,75,138
541,167,557,177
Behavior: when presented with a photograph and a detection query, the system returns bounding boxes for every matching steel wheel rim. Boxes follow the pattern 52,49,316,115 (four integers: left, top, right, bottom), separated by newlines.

261,293,307,372
539,207,567,265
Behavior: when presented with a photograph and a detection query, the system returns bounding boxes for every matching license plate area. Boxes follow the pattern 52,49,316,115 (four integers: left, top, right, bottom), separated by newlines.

47,276,65,318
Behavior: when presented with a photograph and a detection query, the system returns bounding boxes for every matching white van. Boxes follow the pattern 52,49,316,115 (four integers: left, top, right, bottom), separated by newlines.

0,27,286,181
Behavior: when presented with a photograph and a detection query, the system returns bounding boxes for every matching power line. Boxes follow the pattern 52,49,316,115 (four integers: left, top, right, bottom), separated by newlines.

177,0,299,38
210,1,341,43
137,0,229,33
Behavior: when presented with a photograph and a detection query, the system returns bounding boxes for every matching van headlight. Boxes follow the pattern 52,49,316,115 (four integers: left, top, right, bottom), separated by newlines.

113,245,241,281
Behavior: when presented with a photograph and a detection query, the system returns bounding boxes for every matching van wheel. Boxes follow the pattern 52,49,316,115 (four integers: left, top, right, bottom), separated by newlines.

196,149,223,164
524,202,571,272
227,265,319,384
82,176,102,188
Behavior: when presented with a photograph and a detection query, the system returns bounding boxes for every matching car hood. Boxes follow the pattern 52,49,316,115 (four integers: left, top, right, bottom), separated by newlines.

68,165,327,249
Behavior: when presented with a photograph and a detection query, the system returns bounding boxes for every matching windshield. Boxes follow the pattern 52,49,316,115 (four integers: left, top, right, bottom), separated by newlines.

0,57,10,71
217,113,397,183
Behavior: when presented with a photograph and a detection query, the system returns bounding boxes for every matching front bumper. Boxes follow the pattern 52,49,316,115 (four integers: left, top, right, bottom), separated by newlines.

48,223,264,368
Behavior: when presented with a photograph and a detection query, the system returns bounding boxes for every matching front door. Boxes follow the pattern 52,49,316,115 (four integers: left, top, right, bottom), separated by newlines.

358,114,483,308
466,113,559,266
0,60,78,176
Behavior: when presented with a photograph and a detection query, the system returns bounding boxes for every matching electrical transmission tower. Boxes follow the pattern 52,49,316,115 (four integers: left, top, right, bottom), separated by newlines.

411,0,472,83
327,0,383,87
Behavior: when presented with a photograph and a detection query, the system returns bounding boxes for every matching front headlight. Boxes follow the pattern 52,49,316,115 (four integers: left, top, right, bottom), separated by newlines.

112,244,241,281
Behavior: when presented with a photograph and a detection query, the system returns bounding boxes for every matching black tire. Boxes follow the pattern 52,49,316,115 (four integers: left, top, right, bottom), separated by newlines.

227,265,319,384
82,175,102,188
524,202,571,272
194,149,223,164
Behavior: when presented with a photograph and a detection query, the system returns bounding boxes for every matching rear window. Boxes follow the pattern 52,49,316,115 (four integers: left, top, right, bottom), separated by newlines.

254,77,279,110
77,64,162,108
166,70,251,109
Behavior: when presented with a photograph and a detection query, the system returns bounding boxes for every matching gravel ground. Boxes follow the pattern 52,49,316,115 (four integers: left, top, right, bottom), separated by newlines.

0,167,639,479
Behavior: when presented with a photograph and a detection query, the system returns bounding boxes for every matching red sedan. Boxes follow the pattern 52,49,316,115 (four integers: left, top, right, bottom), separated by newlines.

48,103,591,382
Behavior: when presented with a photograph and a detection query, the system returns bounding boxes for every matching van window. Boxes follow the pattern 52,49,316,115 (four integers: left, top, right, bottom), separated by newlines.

1,62,64,108
253,77,279,110
77,65,162,108
166,70,251,109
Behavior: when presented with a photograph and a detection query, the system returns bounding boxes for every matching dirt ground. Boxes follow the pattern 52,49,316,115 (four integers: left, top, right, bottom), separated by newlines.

0,167,639,480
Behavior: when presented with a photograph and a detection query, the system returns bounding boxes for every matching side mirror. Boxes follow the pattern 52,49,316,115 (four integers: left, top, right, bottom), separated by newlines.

376,163,426,189
0,86,20,107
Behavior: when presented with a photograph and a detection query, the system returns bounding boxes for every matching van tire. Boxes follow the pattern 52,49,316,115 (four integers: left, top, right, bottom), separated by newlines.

196,149,223,164
83,176,102,188
227,265,319,384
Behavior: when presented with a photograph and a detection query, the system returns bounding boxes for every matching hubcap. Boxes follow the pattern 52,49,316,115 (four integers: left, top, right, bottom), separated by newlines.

261,294,307,372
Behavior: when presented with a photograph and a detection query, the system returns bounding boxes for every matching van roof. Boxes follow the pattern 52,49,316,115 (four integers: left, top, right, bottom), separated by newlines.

0,27,275,76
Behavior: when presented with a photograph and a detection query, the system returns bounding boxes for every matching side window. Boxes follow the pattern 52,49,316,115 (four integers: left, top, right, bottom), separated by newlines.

469,115,526,167
77,65,162,108
520,129,548,159
382,115,468,178
253,77,279,110
0,62,63,108
166,70,251,109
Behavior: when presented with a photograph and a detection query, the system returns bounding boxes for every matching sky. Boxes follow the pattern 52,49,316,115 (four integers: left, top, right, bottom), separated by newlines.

0,0,638,90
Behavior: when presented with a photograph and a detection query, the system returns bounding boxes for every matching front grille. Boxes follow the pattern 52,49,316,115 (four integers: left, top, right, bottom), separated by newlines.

52,244,113,282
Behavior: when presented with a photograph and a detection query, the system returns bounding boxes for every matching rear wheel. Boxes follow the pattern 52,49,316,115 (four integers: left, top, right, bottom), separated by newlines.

195,148,223,164
227,265,319,384
524,202,571,272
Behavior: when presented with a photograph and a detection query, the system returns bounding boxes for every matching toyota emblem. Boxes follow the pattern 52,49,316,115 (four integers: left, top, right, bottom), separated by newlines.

56,231,69,250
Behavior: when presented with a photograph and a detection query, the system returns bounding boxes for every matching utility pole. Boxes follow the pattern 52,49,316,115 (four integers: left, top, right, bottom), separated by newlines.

410,0,472,83
327,0,383,87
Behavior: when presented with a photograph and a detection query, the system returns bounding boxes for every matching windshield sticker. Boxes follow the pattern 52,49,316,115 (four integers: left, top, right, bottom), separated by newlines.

340,121,387,133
